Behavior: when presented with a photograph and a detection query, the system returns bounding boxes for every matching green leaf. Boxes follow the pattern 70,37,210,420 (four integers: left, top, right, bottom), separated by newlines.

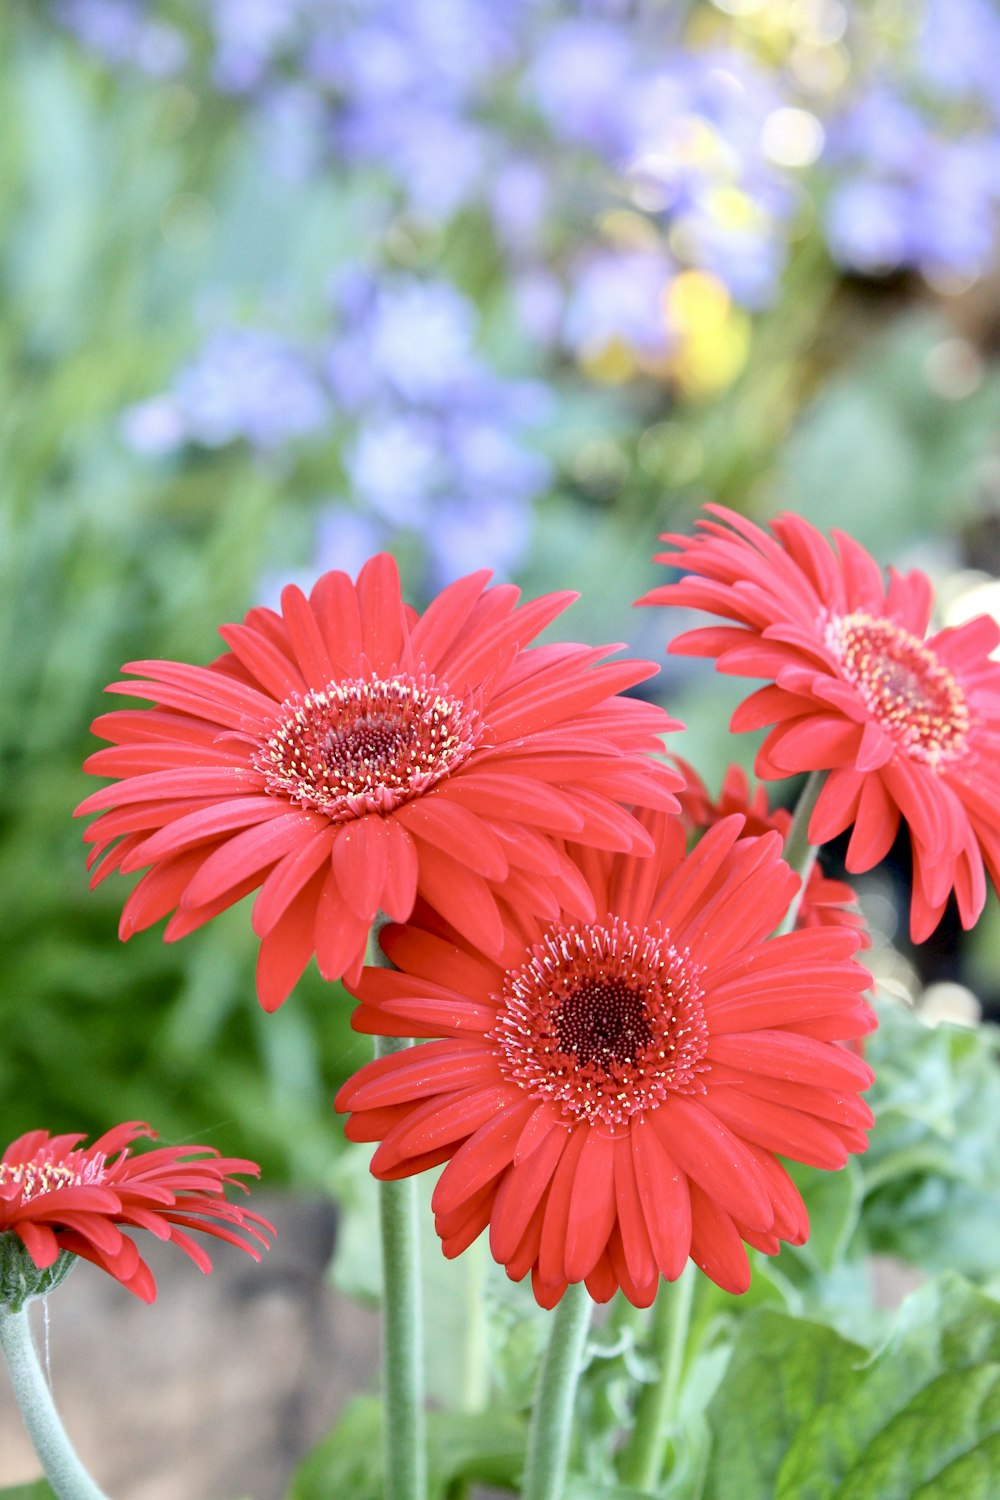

286,1396,527,1500
704,1274,1000,1500
286,1397,382,1500
775,1275,1000,1499
786,1158,864,1274
427,1409,527,1491
0,1484,57,1499
704,1309,865,1500
861,1002,1000,1277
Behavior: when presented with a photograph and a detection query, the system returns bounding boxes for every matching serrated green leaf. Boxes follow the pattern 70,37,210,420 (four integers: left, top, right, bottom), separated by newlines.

703,1308,865,1500
861,1003,1000,1276
773,1276,1000,1500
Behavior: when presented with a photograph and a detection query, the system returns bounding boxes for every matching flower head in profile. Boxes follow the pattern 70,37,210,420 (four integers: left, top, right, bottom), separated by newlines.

78,557,683,1011
673,757,866,940
336,812,874,1308
0,1123,272,1304
640,506,1000,940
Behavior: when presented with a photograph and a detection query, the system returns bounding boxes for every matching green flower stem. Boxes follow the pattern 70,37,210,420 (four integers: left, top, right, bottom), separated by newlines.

0,1303,109,1500
618,1265,696,1491
776,769,826,935
369,918,427,1500
522,1281,593,1500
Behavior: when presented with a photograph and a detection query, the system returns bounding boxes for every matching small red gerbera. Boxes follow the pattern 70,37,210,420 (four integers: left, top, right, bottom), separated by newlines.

77,557,682,1011
335,812,874,1308
640,506,1000,940
672,757,866,939
0,1123,273,1303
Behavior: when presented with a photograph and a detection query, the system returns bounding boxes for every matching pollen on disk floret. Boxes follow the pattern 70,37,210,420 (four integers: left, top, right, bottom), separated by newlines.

490,915,709,1130
0,1150,107,1204
824,610,971,768
252,669,483,821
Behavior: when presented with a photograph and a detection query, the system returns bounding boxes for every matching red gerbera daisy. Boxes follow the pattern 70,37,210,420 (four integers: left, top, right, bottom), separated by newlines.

77,557,683,1011
640,505,1000,940
335,812,874,1308
0,1123,272,1303
672,757,866,939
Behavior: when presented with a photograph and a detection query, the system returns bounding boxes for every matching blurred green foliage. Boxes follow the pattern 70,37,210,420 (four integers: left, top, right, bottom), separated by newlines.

0,10,370,1179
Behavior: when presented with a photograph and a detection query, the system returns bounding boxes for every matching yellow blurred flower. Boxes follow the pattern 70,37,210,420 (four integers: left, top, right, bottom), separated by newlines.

663,270,752,396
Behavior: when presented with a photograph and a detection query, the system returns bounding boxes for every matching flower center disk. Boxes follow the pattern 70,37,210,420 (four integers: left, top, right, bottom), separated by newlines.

825,611,970,767
254,671,481,821
491,917,709,1129
0,1152,105,1204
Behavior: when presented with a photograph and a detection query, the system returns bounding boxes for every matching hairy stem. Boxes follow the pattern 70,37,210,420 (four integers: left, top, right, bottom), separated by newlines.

522,1281,593,1500
369,916,427,1500
617,1265,696,1490
0,1303,109,1500
776,769,826,934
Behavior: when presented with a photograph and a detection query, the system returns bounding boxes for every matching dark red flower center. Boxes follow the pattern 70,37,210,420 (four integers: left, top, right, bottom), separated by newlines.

490,917,709,1130
825,611,970,767
253,671,481,821
0,1151,105,1203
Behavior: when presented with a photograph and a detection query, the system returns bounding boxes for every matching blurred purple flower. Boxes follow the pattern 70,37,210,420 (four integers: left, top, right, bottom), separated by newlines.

680,212,788,309
252,83,327,181
825,77,1000,278
119,395,186,456
322,264,551,578
329,277,478,406
448,416,552,495
527,20,637,156
919,0,1000,119
429,493,533,586
625,51,796,308
824,87,929,175
311,505,385,578
56,0,187,76
209,0,303,93
564,250,673,359
490,159,551,253
912,140,1000,275
339,106,487,219
123,330,329,453
345,416,439,525
824,178,915,273
511,271,564,345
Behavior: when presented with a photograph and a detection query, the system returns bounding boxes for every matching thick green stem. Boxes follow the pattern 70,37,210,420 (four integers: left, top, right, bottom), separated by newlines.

776,769,826,935
0,1304,109,1500
522,1281,593,1500
373,1034,427,1500
617,1265,695,1491
369,918,427,1500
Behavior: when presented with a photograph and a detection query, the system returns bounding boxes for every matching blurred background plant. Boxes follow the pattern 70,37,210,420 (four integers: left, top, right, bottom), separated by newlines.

4,6,1000,1484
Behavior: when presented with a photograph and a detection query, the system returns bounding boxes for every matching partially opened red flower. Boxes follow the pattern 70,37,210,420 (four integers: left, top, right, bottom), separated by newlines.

640,505,1000,940
673,757,866,939
78,557,682,1010
0,1123,273,1303
336,812,874,1308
